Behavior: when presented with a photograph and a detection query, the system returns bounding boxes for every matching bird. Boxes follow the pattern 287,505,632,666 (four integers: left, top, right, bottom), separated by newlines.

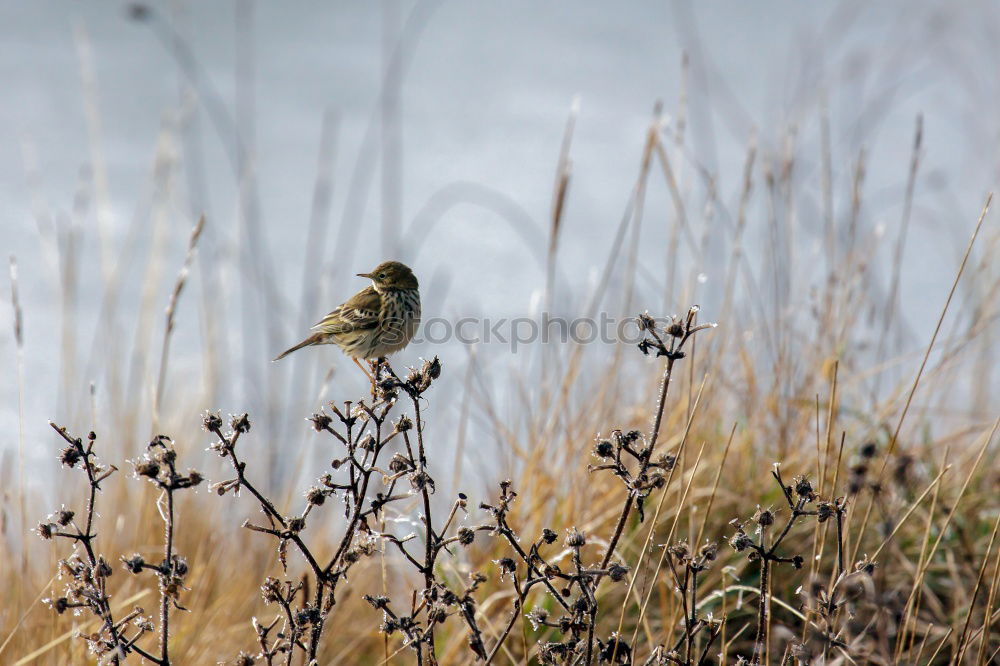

274,261,421,380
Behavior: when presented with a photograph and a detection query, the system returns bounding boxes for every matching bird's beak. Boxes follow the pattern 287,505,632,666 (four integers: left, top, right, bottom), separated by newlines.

357,272,372,279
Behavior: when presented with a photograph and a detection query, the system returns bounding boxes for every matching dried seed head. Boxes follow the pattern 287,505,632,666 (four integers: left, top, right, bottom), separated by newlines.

134,461,160,479
309,413,332,432
730,531,752,552
409,470,435,493
388,453,411,474
95,557,113,579
599,634,632,663
817,502,835,522
498,557,517,574
394,415,413,432
855,558,876,575
608,562,629,582
172,556,189,577
457,527,475,546
122,554,145,574
566,529,586,548
541,528,558,544
230,413,251,434
202,412,223,432
667,322,684,338
305,486,326,506
260,577,282,604
794,476,814,499
756,508,775,528
59,445,82,468
656,453,676,470
295,606,321,626
860,441,878,459
287,517,306,533
594,440,614,459
699,542,718,562
55,509,75,526
36,522,55,540
526,607,549,630
364,594,390,610
668,542,690,561
424,356,442,380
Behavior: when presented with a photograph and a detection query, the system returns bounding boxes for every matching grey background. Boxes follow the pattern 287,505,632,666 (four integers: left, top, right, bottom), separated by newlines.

2,2,998,486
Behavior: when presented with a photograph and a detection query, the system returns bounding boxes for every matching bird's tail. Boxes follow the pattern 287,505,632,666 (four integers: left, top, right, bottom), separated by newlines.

273,333,324,361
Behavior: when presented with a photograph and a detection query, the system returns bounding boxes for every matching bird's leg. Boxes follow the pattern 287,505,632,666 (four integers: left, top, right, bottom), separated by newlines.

352,356,376,392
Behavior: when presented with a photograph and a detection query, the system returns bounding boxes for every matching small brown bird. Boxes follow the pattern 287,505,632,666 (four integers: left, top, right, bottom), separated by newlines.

274,261,421,377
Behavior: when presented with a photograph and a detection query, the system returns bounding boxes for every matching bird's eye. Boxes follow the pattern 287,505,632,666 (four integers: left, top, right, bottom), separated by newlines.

377,272,386,280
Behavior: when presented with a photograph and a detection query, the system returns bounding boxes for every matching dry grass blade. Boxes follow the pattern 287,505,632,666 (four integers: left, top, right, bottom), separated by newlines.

8,255,27,594
954,511,1000,664
852,193,993,564
152,214,206,429
892,417,1000,659
12,591,151,666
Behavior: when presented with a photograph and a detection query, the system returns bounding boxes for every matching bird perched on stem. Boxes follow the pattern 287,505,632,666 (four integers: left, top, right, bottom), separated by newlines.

274,261,421,381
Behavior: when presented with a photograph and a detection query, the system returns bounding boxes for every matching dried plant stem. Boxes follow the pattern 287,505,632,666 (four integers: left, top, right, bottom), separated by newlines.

160,487,174,664
600,345,677,571
208,421,325,580
47,423,164,664
618,379,708,656
589,310,713,665
752,532,770,666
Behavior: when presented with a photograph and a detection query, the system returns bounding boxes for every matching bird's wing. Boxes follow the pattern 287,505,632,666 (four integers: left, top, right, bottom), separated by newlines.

312,286,380,334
